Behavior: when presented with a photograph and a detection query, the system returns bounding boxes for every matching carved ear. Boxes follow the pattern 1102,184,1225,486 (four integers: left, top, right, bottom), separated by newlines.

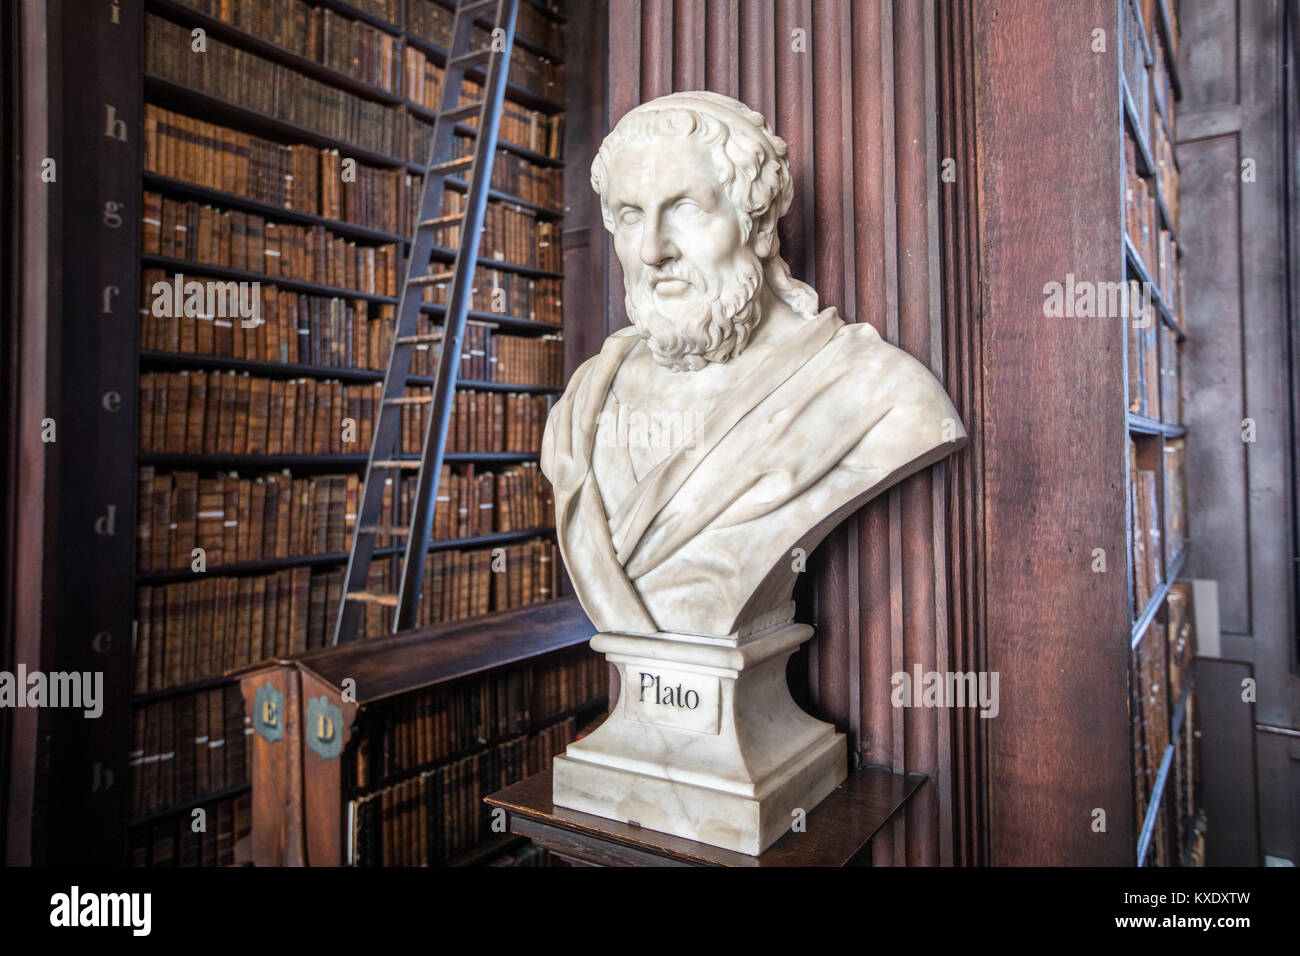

750,210,778,258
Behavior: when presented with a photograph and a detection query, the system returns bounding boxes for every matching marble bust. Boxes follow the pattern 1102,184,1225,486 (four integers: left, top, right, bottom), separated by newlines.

540,92,966,854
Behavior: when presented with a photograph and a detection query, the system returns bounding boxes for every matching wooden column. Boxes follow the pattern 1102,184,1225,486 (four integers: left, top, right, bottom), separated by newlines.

972,0,1135,865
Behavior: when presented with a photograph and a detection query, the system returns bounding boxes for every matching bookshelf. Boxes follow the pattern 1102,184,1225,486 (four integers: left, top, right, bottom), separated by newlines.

1120,0,1201,868
237,597,603,866
124,0,598,865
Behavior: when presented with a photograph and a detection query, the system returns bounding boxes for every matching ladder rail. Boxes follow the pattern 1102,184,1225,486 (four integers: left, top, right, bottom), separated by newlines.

396,0,520,631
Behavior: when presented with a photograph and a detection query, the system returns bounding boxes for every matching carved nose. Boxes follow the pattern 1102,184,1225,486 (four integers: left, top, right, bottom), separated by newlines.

639,219,675,267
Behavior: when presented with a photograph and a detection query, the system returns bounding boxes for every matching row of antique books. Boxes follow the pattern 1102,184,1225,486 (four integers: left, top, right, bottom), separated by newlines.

171,0,404,92
146,105,420,235
1131,616,1170,831
405,0,565,100
133,537,559,693
419,266,563,324
349,647,605,789
331,539,560,639
139,282,393,371
139,271,562,384
404,48,565,157
167,0,568,98
146,101,564,237
149,12,564,182
447,323,563,387
448,134,564,207
1132,584,1199,867
409,0,566,63
136,463,555,571
456,88,565,160
147,16,400,156
1129,441,1165,617
131,686,247,815
1125,297,1169,421
139,371,550,455
349,715,576,865
128,793,250,867
1125,125,1182,320
1163,440,1187,561
403,387,552,455
139,279,561,379
135,566,319,692
406,461,554,543
410,538,560,630
1171,695,1201,866
435,188,562,271
1121,0,1178,188
138,470,358,571
1166,582,1195,706
1153,118,1180,241
142,193,402,296
141,186,559,290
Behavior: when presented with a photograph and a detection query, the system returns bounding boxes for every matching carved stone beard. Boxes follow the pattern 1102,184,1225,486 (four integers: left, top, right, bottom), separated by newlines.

625,247,765,372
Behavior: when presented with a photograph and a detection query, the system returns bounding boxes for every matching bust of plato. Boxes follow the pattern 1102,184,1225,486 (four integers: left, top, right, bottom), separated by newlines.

541,91,967,638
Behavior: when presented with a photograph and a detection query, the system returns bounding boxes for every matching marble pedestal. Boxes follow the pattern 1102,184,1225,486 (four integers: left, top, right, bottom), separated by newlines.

552,620,847,855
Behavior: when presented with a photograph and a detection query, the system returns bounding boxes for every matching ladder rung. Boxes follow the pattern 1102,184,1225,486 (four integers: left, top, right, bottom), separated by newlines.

358,525,410,536
420,214,463,228
450,48,494,69
409,271,456,285
458,0,499,18
428,156,475,175
442,102,483,123
383,395,434,406
372,459,422,469
395,333,444,345
347,591,400,606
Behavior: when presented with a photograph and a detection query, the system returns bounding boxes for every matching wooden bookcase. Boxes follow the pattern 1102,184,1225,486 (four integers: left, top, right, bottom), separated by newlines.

237,597,602,866
1120,0,1202,867
112,0,601,865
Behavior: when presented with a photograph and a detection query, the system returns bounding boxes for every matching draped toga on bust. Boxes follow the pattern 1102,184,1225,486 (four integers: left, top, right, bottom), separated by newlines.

541,307,967,637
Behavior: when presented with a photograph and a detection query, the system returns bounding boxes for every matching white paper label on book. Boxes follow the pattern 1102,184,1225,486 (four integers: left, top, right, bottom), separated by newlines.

623,666,721,735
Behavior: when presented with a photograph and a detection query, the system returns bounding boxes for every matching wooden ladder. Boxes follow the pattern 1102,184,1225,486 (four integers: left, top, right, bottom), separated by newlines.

333,0,520,644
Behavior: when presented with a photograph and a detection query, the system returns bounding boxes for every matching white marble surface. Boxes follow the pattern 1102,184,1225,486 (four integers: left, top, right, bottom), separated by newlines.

553,623,847,855
541,92,965,854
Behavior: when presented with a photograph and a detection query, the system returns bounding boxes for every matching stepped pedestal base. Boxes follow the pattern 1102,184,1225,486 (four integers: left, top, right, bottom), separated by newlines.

552,622,847,856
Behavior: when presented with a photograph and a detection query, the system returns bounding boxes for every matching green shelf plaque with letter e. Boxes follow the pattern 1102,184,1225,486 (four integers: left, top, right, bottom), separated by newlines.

306,695,343,760
254,682,284,743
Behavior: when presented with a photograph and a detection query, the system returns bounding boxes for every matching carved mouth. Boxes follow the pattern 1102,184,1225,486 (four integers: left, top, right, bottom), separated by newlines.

650,276,691,294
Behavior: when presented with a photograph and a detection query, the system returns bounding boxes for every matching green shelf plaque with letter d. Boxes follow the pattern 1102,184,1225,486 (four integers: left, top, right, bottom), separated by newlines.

306,695,343,760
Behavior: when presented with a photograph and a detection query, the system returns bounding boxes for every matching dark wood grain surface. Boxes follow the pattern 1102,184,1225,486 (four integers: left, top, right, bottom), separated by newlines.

486,767,925,867
290,597,595,703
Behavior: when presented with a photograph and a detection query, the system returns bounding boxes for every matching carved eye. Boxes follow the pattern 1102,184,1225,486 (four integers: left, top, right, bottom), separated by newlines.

674,199,703,218
618,208,643,226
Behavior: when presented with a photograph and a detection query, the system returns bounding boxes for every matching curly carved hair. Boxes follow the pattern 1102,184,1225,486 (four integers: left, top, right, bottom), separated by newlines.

590,91,818,318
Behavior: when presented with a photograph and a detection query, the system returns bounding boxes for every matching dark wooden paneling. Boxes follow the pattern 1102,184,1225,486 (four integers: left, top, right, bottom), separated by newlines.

1180,134,1249,633
37,0,143,865
5,0,55,867
599,0,965,865
938,0,988,868
1195,659,1260,864
1178,0,1298,864
973,0,1135,865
